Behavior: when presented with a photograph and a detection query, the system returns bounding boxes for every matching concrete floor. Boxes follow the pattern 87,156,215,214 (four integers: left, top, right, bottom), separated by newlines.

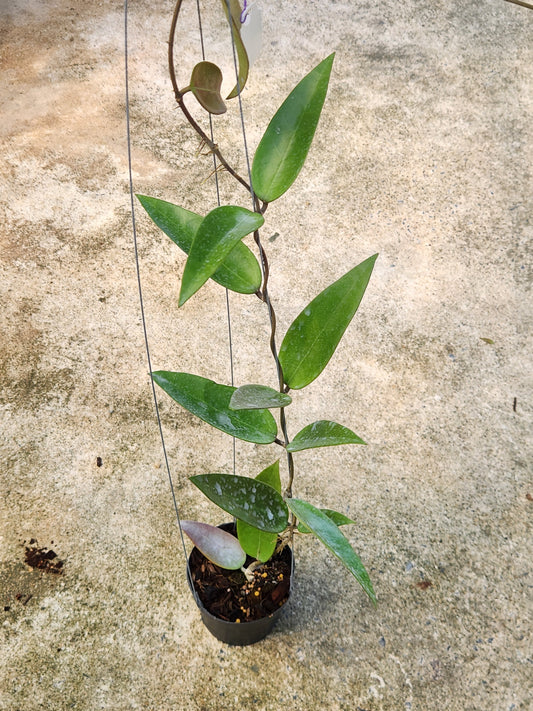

1,0,531,709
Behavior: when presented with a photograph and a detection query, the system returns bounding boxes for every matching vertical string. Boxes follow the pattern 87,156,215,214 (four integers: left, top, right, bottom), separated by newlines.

224,0,283,386
224,3,297,552
224,1,254,205
124,0,189,565
196,0,237,477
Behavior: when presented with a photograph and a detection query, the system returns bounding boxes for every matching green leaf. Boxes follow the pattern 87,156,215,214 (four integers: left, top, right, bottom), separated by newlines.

297,509,356,534
279,254,377,390
221,0,250,99
237,523,278,563
188,61,226,114
229,384,292,410
191,473,288,533
287,420,365,452
136,195,262,295
180,205,264,305
253,460,282,494
287,498,376,603
152,371,277,444
251,54,334,203
181,520,245,569
237,461,281,561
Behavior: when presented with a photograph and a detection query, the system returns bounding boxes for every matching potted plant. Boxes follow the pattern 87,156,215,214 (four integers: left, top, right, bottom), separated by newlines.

136,0,377,645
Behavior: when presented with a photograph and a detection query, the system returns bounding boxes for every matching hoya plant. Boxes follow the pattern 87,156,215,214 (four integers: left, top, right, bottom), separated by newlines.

138,0,377,605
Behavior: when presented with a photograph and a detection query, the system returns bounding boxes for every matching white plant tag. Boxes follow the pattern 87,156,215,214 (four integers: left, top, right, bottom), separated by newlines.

240,1,262,66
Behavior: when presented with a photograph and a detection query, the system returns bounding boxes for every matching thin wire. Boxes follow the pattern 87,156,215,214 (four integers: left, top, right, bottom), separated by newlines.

195,0,207,59
225,0,255,205
195,2,221,210
124,0,189,565
224,2,296,543
224,0,283,384
224,0,275,362
196,0,236,476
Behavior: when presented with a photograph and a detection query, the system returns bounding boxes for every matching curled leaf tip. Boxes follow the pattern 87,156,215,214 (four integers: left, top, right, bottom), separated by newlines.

221,0,250,98
189,61,227,115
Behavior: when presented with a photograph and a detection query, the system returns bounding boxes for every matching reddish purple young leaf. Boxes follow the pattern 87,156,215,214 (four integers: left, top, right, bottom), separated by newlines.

181,520,246,570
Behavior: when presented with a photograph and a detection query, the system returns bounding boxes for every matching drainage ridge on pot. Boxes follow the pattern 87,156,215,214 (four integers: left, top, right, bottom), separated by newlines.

187,523,294,646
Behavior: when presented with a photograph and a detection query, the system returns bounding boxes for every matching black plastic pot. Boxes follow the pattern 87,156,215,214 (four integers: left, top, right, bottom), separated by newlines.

187,523,293,646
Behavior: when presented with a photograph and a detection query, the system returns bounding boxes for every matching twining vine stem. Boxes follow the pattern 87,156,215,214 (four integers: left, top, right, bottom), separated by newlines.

168,0,251,193
252,224,296,497
169,0,295,499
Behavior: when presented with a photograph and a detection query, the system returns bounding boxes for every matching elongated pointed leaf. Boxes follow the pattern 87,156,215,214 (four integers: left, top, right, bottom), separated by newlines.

221,0,250,98
298,509,356,534
287,420,365,452
189,61,226,114
182,520,245,569
254,460,282,494
180,206,264,305
237,461,281,562
191,473,288,533
287,498,375,603
136,195,262,295
230,384,292,410
251,54,334,203
279,254,377,390
152,371,277,444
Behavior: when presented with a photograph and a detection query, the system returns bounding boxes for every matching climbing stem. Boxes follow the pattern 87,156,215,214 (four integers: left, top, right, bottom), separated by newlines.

252,224,295,501
168,0,252,193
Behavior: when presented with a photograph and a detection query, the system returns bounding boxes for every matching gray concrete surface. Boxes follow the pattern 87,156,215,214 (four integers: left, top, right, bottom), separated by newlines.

1,0,531,709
